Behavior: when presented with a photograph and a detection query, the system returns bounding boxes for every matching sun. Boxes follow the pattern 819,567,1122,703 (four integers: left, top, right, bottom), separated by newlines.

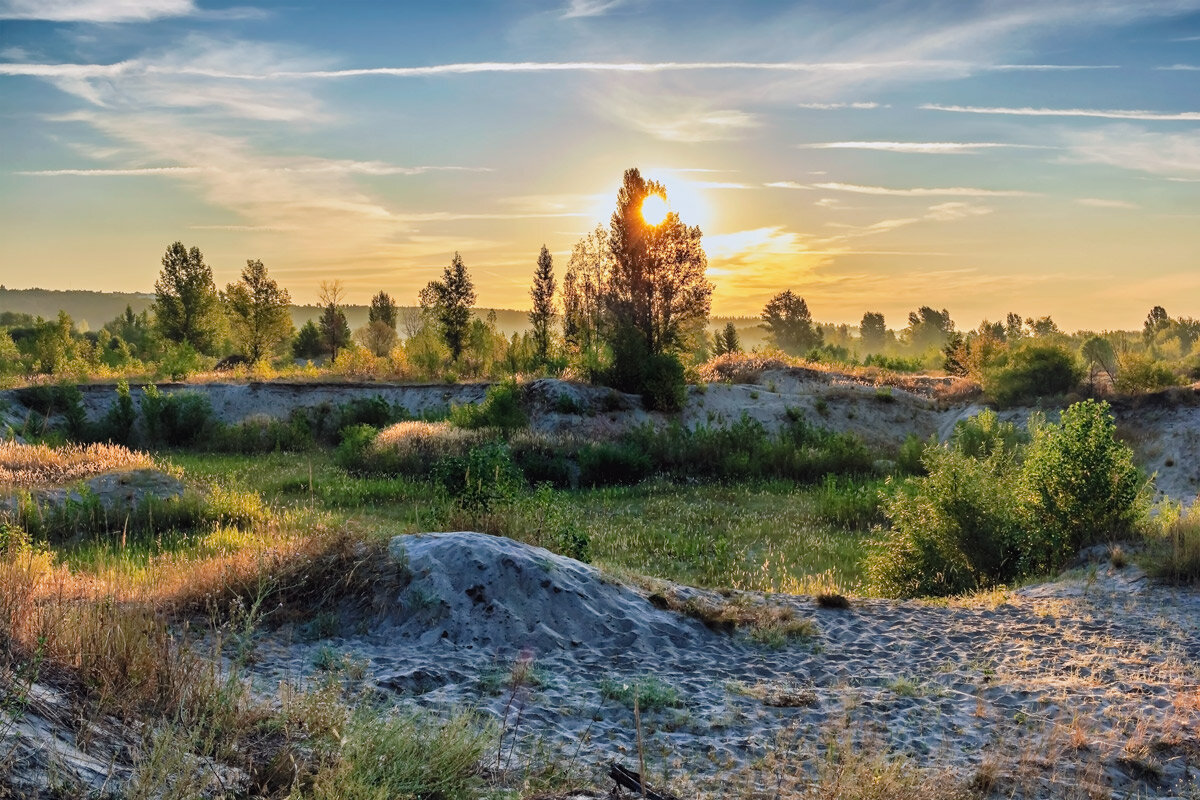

641,194,669,226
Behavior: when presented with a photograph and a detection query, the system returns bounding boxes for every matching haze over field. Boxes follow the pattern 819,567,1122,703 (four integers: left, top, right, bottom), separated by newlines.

1,0,1198,329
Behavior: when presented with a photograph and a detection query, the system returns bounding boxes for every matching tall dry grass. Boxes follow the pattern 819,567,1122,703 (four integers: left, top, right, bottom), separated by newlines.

0,440,156,487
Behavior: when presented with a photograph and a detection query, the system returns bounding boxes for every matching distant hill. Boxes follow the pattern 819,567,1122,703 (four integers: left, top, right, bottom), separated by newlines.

0,287,765,345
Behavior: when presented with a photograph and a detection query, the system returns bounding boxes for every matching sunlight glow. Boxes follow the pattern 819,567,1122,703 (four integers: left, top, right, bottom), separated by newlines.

641,194,669,226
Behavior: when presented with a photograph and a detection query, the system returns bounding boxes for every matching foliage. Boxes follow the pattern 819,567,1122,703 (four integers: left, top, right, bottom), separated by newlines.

870,443,1023,598
317,281,352,363
859,311,887,353
1019,399,1141,572
420,252,477,362
449,380,528,431
605,167,712,357
948,408,1027,459
529,244,557,365
367,290,398,330
762,290,822,355
561,224,610,365
982,342,1082,407
223,259,293,362
1114,353,1179,394
1079,335,1117,381
139,385,214,447
712,321,741,356
641,352,688,411
904,306,954,351
293,320,323,359
435,440,523,513
153,241,223,355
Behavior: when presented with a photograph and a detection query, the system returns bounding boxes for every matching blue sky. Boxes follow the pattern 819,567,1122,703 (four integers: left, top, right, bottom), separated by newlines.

1,0,1198,329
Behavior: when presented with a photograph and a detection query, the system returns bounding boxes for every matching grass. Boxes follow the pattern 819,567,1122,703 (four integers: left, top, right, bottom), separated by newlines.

0,440,157,487
599,675,685,711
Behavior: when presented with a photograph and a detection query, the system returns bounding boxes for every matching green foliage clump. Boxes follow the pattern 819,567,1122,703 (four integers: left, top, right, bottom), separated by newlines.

870,444,1023,598
140,385,214,447
98,380,137,445
449,380,527,431
436,441,523,513
872,401,1143,597
982,342,1083,407
1115,354,1179,394
1019,399,1142,573
641,352,688,412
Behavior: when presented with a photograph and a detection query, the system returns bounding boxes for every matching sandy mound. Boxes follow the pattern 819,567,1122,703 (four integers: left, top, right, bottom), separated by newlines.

385,531,710,656
1,468,185,517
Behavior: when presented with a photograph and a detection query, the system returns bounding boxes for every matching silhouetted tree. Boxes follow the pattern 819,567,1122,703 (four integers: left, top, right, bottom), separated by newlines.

529,245,556,365
1144,305,1170,342
762,291,821,354
223,259,293,362
721,321,741,354
859,311,886,352
605,168,711,357
563,224,610,360
1172,317,1200,355
1081,335,1117,383
317,280,351,362
905,306,954,351
356,290,399,356
154,241,222,354
1026,315,1060,338
1005,312,1025,341
420,252,476,362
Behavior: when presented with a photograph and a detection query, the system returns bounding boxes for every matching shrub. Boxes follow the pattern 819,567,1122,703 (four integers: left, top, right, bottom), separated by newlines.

337,395,406,430
97,380,137,446
1019,399,1142,573
449,380,527,432
948,408,1027,459
1148,506,1200,584
139,386,213,447
1115,354,1179,394
334,424,380,473
435,441,523,512
641,352,687,412
982,343,1082,407
577,441,653,487
896,434,928,476
870,444,1023,598
363,421,488,476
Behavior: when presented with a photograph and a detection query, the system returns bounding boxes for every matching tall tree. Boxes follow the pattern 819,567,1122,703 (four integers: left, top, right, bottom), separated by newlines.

368,291,398,330
605,168,712,357
358,290,399,356
1144,305,1170,342
317,280,351,362
762,290,821,354
420,252,476,361
563,224,611,355
859,311,886,353
223,259,293,362
721,321,741,355
529,245,557,365
905,306,955,351
154,241,222,354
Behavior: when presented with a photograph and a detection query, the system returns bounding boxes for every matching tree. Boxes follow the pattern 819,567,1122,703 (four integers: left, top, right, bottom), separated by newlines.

905,306,954,351
420,252,476,362
1025,315,1059,338
292,320,322,359
1144,305,1170,342
762,291,821,354
358,290,399,356
223,259,293,362
563,224,611,365
368,291,398,330
1171,317,1200,355
154,241,222,354
1005,312,1025,341
317,280,351,362
721,321,741,354
529,245,556,365
1080,335,1117,383
859,312,886,353
605,168,712,357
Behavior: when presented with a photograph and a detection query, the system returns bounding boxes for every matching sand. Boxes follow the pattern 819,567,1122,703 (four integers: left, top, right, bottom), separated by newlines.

231,532,1200,799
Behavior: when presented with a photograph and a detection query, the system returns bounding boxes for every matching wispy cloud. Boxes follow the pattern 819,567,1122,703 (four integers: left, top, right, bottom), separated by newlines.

16,162,490,177
813,182,1036,197
1077,198,1137,209
1065,125,1200,176
798,141,1046,154
796,102,882,110
922,103,1200,121
636,109,760,143
0,0,194,22
1157,64,1200,70
560,0,624,19
925,201,994,221
16,166,206,176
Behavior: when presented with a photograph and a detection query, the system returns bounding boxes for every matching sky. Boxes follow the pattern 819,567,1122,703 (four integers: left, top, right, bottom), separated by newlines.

0,0,1198,331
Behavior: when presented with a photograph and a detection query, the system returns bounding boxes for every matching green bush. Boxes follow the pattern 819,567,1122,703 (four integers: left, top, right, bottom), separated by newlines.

98,380,137,446
449,380,527,432
948,408,1027,459
896,434,929,476
982,343,1083,407
641,353,687,412
139,386,213,447
577,441,653,487
1114,355,1179,394
1019,399,1142,573
334,424,380,473
435,441,523,512
870,444,1023,598
338,395,407,430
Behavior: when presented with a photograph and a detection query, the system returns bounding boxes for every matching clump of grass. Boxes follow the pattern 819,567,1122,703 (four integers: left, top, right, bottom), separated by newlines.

728,679,818,708
599,676,684,712
815,591,851,609
660,590,818,646
1147,505,1200,584
0,440,156,487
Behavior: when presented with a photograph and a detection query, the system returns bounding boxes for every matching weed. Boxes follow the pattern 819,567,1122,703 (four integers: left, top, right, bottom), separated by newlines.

600,676,684,711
